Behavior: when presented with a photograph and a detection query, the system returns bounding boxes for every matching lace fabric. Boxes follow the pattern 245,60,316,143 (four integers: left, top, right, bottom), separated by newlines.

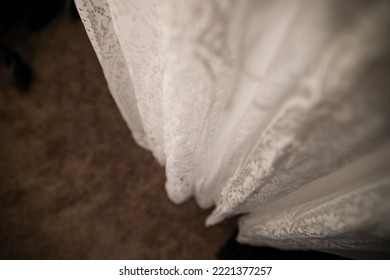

76,0,390,256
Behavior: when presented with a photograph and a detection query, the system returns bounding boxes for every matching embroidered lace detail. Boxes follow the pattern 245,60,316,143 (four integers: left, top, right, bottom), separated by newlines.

76,0,390,253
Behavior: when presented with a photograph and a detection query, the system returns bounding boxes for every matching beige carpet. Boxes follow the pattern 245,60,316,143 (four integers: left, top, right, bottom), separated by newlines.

0,15,236,259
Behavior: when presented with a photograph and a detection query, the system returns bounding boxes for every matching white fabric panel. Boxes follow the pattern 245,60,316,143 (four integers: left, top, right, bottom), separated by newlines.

76,0,390,255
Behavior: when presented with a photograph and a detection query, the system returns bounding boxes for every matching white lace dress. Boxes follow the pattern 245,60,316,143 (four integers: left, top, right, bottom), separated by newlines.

75,0,390,257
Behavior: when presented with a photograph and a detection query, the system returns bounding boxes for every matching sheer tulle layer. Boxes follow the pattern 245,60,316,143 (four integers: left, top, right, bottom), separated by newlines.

76,0,390,256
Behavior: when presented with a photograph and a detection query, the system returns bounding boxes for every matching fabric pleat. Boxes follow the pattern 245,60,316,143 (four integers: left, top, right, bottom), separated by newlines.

76,0,390,256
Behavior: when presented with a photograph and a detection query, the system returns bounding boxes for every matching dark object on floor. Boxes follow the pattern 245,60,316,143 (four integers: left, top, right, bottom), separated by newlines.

217,229,349,260
0,42,33,91
0,0,79,92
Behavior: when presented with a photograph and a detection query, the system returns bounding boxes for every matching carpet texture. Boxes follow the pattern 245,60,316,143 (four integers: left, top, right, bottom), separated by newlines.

0,15,236,259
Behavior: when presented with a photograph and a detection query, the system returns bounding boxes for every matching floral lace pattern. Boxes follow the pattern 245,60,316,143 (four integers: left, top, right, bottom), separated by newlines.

76,0,390,254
